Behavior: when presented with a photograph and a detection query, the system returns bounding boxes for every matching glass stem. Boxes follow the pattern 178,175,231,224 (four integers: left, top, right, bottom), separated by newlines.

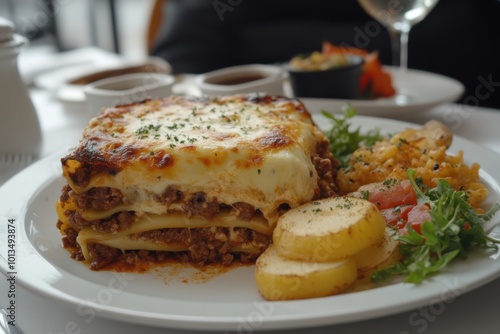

388,28,410,71
388,29,401,68
399,29,409,71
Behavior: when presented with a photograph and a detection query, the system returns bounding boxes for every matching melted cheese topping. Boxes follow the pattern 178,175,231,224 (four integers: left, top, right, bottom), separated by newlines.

62,95,327,224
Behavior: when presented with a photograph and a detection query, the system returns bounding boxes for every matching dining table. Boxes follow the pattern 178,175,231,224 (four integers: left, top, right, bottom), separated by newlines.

1,58,500,334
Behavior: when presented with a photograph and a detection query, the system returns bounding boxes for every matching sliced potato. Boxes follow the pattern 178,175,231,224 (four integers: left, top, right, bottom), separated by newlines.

255,246,357,301
354,228,400,272
352,241,403,292
273,197,386,262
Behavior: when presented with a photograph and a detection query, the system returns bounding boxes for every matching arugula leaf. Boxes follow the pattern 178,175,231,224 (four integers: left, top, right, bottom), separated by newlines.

373,169,500,284
322,106,382,168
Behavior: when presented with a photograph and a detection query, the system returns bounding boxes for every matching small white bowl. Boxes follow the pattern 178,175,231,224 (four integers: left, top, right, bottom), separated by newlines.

194,64,285,96
84,72,175,116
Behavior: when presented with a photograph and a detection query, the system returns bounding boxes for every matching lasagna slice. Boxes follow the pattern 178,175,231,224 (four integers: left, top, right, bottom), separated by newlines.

56,95,338,270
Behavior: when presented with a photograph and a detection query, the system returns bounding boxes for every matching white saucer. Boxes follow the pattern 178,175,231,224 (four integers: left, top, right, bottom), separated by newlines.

299,67,465,117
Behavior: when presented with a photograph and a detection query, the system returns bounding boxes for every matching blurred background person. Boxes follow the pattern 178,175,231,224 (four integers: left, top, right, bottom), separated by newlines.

150,0,500,108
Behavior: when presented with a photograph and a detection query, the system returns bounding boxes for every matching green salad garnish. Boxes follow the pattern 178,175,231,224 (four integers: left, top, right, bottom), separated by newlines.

323,108,500,284
321,106,382,168
372,170,500,284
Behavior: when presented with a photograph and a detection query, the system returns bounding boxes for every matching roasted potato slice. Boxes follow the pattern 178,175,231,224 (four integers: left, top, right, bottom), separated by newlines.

273,197,386,262
255,246,357,301
354,227,401,271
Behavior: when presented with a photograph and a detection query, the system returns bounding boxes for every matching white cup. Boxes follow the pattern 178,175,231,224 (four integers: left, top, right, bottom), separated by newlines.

84,72,175,117
194,64,285,97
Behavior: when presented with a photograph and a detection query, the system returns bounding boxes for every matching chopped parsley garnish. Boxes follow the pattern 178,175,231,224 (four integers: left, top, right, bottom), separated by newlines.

135,123,162,138
383,178,398,187
397,138,409,149
360,190,370,200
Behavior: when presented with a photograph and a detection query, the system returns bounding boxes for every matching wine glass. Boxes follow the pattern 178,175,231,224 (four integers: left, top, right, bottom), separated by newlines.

357,0,439,71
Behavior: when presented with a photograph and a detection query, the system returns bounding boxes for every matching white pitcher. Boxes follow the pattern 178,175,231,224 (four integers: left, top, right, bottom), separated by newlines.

0,17,41,156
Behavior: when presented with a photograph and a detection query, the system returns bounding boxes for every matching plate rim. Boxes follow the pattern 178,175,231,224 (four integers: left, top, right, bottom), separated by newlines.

1,116,499,331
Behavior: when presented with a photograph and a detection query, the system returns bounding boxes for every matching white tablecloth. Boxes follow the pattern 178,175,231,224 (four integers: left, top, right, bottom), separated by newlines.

2,88,500,334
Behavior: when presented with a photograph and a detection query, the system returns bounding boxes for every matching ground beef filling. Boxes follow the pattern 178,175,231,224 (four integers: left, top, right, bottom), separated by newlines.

56,221,85,262
57,221,271,270
313,139,339,198
61,185,266,224
65,210,135,233
72,186,126,210
78,227,271,270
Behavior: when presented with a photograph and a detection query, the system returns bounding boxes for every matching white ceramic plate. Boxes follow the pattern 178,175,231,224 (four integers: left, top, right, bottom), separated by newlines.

1,116,499,332
298,67,465,117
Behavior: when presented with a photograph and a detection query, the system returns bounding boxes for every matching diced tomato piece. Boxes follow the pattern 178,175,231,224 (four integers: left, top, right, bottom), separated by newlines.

349,179,425,234
464,222,471,231
380,205,415,228
363,179,418,210
406,204,432,234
